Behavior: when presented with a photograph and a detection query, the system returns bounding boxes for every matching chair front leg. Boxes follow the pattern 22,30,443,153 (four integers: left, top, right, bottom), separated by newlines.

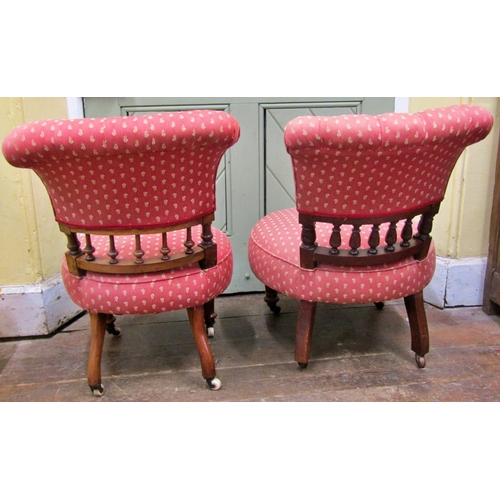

187,307,220,390
404,291,430,368
295,301,317,369
88,312,107,396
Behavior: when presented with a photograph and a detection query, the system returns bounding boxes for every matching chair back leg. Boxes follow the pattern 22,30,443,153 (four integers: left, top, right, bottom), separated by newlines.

264,286,281,314
203,299,217,338
404,291,430,368
295,301,317,368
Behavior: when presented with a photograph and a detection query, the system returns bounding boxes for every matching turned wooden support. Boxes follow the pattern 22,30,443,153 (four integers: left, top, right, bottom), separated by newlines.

297,204,440,269
300,216,317,270
415,203,440,261
199,221,217,269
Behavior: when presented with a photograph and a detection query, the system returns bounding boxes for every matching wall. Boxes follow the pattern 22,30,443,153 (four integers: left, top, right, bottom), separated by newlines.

410,97,500,307
0,98,82,337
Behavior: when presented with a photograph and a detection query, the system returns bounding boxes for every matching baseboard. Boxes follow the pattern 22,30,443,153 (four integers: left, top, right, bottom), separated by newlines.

424,257,487,309
0,257,487,337
0,274,82,338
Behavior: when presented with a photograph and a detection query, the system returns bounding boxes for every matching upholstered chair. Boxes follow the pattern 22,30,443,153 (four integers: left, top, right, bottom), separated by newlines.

2,110,240,395
249,105,493,370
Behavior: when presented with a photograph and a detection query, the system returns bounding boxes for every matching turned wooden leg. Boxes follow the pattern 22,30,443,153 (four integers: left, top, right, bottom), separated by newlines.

295,301,317,369
264,286,281,314
88,312,107,396
203,299,217,338
404,291,430,368
187,307,220,390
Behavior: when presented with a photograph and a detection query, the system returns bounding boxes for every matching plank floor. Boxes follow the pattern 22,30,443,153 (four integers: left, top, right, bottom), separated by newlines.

2,293,500,402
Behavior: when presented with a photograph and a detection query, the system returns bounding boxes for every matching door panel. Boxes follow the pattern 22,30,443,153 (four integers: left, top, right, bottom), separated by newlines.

84,97,395,292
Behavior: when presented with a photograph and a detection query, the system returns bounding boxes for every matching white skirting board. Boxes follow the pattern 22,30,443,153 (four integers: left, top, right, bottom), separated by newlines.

424,257,487,309
0,257,487,338
0,274,82,338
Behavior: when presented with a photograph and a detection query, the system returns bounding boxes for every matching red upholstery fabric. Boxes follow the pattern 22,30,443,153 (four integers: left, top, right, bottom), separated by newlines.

2,110,240,230
2,110,240,316
284,105,494,219
62,226,233,315
249,208,436,304
249,105,494,307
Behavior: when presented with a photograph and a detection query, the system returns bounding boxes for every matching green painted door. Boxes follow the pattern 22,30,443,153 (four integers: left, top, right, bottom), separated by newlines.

84,97,395,293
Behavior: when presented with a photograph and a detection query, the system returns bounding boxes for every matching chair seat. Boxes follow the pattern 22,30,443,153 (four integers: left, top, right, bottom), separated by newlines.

248,208,436,304
62,226,233,315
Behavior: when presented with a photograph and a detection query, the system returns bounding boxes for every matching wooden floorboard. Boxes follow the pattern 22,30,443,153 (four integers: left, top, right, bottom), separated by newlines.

1,293,500,402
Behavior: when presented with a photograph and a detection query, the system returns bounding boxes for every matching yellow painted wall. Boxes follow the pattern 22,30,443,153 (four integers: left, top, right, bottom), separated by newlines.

409,97,500,259
0,97,68,286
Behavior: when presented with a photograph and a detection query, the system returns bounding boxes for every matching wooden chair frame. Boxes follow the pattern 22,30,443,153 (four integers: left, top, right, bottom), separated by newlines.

265,202,442,370
61,213,221,394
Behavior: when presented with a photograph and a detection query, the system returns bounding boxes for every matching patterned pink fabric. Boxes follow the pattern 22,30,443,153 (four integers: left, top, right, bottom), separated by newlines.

2,110,240,230
249,208,436,304
284,105,494,219
2,110,240,318
62,226,233,315
249,105,494,305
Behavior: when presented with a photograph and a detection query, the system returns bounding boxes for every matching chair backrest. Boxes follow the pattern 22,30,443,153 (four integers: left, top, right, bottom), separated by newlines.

283,105,493,269
2,110,240,276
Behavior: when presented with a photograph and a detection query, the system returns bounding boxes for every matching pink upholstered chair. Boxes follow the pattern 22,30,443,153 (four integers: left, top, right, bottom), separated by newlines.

249,105,493,370
2,110,240,395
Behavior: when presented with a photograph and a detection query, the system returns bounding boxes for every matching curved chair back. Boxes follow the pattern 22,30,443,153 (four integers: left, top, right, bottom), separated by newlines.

3,111,240,278
2,110,240,231
285,105,493,219
283,105,494,270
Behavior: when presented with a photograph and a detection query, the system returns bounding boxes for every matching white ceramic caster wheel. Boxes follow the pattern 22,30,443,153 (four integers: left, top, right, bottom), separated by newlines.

207,327,215,338
91,384,105,396
207,377,222,391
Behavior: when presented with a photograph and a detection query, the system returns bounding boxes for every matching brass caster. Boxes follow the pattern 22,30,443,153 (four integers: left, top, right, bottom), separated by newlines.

206,377,222,391
415,354,426,369
90,384,105,396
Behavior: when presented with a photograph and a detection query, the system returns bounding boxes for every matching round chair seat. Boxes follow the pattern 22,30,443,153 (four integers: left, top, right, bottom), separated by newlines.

248,208,436,305
62,226,233,315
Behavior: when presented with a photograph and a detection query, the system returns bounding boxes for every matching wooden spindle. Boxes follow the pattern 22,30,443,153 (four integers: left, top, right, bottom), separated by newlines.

201,222,214,248
134,235,145,264
301,223,317,251
300,219,317,269
416,204,440,242
160,233,171,260
368,224,380,254
184,227,195,255
108,235,119,264
84,234,96,261
66,232,82,256
349,225,361,256
200,222,217,269
329,225,341,255
401,219,413,248
385,222,398,252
